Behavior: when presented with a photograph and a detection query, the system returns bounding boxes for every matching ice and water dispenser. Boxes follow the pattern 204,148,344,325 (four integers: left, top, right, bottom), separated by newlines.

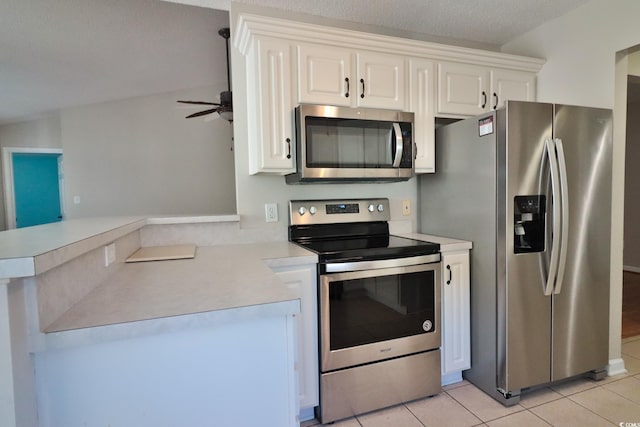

514,195,546,253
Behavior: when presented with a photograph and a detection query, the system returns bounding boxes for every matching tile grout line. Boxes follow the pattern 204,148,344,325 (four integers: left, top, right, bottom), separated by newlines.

402,402,428,427
443,385,527,424
563,382,638,426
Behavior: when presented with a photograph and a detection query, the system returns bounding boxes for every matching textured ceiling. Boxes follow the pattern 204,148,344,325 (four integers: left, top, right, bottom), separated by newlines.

236,0,590,46
0,0,590,126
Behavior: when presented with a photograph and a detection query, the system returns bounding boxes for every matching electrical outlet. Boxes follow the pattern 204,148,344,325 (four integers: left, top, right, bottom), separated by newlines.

73,195,81,204
265,203,278,223
104,243,116,267
402,199,411,216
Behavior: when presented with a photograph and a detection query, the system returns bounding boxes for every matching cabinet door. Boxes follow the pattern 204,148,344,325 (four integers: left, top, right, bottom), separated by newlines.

356,51,406,110
273,265,319,412
409,58,435,173
297,44,352,106
490,69,536,110
437,62,490,117
250,37,295,174
441,250,471,375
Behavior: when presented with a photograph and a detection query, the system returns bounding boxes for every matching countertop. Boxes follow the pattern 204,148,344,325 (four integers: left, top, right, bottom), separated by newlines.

394,232,473,251
45,242,317,333
0,215,240,279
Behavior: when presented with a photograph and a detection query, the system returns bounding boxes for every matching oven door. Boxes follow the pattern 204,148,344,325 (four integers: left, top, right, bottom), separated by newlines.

319,260,441,372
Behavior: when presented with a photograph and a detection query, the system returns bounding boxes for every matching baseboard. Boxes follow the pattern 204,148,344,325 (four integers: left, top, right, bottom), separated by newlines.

623,265,640,273
441,371,463,386
607,358,627,377
299,406,315,422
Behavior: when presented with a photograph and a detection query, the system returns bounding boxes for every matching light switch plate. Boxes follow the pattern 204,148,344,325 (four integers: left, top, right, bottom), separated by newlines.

265,203,278,223
104,243,116,267
402,199,411,216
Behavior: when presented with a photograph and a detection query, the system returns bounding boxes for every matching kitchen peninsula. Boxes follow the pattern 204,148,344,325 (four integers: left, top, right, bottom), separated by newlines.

0,215,317,427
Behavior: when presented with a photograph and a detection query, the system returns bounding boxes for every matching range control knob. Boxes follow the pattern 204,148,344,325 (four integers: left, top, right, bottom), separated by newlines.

377,204,384,212
368,204,375,213
309,206,317,215
298,206,306,216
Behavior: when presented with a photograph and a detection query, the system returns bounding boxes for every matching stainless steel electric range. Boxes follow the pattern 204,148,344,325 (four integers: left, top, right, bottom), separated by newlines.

288,198,442,423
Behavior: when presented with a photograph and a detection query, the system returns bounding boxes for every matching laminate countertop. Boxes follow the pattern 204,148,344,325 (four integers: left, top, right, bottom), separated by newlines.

0,215,241,279
45,242,317,333
394,233,473,251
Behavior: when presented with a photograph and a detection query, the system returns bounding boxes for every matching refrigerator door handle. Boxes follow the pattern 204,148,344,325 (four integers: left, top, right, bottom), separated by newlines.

553,138,570,295
544,138,561,296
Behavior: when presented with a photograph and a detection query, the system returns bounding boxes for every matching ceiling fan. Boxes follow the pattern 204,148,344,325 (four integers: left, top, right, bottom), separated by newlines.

177,27,233,122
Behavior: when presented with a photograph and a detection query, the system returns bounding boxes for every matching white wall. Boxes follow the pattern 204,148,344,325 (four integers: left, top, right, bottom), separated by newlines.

502,0,640,109
61,86,236,218
0,116,62,149
501,0,640,370
0,86,237,224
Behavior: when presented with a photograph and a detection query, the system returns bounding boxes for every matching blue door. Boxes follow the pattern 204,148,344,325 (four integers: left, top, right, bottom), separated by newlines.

13,153,63,228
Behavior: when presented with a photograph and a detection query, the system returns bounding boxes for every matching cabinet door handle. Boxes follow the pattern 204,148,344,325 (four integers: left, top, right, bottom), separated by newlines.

481,91,487,109
286,137,291,159
360,78,365,98
446,264,452,285
493,92,498,110
345,77,350,98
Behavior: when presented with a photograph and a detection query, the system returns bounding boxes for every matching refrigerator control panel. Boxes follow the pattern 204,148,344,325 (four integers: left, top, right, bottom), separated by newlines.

514,195,546,253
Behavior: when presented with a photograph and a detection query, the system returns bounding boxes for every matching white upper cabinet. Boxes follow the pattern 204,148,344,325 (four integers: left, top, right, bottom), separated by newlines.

297,45,351,107
437,62,536,118
490,68,536,110
356,51,406,110
409,58,436,173
235,14,543,175
247,37,296,174
298,44,406,110
437,62,491,117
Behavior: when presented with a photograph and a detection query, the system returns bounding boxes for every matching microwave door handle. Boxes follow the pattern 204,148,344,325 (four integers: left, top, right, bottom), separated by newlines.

391,122,403,167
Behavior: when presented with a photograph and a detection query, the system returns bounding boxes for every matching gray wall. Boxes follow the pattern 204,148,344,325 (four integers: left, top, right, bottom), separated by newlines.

0,86,236,227
61,86,236,219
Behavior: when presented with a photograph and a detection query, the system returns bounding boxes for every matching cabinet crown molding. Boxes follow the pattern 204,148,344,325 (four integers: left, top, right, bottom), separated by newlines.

234,13,545,72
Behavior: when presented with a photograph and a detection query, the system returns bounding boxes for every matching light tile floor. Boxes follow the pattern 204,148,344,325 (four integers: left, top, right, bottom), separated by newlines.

302,335,640,427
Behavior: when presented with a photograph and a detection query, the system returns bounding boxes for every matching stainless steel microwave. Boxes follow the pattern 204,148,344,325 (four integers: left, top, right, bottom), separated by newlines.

285,105,415,183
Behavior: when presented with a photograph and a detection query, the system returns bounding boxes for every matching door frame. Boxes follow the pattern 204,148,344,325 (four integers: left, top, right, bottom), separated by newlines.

2,147,64,229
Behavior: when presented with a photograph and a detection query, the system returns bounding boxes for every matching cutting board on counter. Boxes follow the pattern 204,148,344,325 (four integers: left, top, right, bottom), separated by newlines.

125,244,197,263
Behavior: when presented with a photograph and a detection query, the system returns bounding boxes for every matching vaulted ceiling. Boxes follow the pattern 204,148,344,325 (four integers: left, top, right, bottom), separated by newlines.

0,0,590,125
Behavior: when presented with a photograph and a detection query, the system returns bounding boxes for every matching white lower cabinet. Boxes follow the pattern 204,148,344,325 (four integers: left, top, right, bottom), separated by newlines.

272,264,319,421
441,250,471,385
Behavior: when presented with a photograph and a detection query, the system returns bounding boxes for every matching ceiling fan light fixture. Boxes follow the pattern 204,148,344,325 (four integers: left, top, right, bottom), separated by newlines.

177,27,233,122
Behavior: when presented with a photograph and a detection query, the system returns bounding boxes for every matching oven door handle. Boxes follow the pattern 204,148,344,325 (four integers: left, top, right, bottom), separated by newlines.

324,253,440,273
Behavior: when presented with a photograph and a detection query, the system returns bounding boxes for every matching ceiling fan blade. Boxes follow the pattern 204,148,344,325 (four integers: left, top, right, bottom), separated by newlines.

185,108,219,119
177,100,222,106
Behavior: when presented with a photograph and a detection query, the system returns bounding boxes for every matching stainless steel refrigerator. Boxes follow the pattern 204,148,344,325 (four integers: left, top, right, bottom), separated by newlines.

419,101,612,405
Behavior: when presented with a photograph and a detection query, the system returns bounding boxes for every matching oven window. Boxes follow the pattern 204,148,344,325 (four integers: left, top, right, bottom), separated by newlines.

328,270,436,350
